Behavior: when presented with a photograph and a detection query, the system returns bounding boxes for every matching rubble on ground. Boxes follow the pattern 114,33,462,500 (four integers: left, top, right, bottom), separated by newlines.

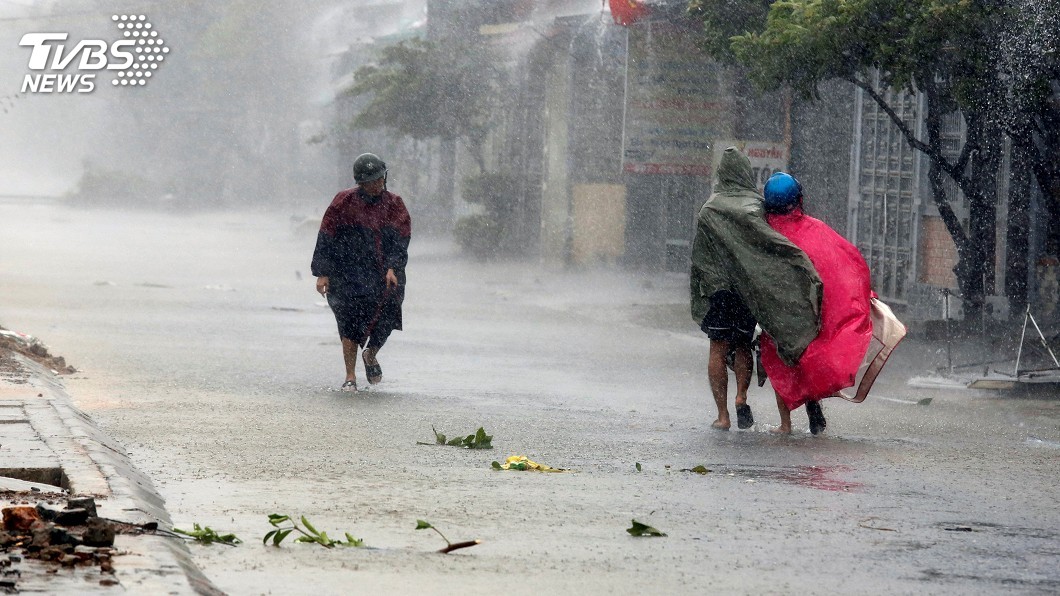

0,328,76,375
0,494,124,588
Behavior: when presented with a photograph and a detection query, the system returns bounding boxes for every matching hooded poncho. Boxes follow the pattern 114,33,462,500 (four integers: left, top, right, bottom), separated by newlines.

690,148,822,365
759,209,874,410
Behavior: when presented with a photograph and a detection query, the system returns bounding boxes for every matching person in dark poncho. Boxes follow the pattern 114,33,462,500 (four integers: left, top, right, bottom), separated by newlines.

312,153,411,392
690,147,822,431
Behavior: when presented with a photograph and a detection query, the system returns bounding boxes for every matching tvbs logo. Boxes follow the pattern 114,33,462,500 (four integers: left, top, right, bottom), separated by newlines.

19,15,169,94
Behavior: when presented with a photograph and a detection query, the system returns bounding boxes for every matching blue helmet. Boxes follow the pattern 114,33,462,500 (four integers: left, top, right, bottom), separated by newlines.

763,172,802,213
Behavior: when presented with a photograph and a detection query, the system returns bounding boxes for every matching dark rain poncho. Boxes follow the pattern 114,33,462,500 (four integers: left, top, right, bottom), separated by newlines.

311,187,411,344
689,148,822,365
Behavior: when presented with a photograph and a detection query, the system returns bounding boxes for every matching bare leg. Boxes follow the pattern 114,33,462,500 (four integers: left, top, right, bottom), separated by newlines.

708,339,731,430
340,337,358,384
771,390,792,434
733,344,752,407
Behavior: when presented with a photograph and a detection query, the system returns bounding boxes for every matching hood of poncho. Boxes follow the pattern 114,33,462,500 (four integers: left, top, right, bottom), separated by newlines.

689,147,822,365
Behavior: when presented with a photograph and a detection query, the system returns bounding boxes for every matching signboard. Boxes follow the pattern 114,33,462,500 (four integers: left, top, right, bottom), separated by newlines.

622,22,733,177
712,140,790,187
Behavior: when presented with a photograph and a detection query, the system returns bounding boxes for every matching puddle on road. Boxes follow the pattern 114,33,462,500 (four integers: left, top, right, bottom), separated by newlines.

1027,436,1060,450
712,464,863,492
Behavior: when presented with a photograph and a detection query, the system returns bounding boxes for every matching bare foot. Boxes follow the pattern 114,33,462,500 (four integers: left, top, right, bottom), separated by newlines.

711,418,731,431
770,425,792,435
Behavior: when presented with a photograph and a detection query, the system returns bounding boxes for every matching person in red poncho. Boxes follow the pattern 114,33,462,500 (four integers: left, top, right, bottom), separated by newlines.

312,153,411,392
758,173,873,434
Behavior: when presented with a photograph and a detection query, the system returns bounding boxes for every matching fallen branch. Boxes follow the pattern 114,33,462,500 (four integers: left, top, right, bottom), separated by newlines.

416,520,481,554
438,539,482,554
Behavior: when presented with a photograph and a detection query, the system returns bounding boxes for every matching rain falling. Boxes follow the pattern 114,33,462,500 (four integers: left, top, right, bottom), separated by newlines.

0,1,1058,594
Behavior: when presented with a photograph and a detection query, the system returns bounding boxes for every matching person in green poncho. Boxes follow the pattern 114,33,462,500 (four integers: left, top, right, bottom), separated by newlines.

690,147,822,431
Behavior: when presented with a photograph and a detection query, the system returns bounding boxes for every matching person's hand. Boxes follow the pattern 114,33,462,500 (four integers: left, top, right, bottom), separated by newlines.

385,269,398,290
316,276,329,296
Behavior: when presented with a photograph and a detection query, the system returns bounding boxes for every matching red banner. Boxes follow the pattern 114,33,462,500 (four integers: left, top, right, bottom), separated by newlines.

608,0,650,26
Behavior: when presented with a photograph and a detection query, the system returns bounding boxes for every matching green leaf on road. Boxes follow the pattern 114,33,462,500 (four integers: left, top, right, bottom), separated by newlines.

344,532,364,547
415,520,433,530
627,519,666,537
173,523,241,546
635,462,642,472
425,425,494,449
265,513,365,548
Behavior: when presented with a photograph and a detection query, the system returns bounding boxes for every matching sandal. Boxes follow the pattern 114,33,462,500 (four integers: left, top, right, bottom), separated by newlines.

735,403,754,429
362,352,382,384
807,401,827,435
341,379,357,392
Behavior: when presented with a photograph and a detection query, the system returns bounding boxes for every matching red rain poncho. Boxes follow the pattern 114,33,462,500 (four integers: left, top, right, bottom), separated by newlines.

759,208,873,411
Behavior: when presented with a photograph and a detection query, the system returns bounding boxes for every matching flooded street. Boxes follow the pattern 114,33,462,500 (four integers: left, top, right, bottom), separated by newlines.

1,201,1059,594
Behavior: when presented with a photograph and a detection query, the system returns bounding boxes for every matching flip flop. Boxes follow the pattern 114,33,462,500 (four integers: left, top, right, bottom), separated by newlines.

362,353,382,385
807,401,827,435
341,379,357,392
735,403,754,429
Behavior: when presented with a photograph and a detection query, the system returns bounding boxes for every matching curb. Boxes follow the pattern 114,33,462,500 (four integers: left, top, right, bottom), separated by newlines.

6,353,222,595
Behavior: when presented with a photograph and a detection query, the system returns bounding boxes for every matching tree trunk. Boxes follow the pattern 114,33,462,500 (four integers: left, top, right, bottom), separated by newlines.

437,137,457,232
922,84,983,320
1006,141,1031,313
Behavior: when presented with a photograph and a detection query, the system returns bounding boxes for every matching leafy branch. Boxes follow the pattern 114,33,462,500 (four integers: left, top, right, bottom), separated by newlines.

173,523,241,546
263,514,364,548
415,519,481,554
418,426,493,449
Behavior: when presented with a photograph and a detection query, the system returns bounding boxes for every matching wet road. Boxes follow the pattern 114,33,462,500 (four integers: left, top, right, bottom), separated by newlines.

2,202,1059,595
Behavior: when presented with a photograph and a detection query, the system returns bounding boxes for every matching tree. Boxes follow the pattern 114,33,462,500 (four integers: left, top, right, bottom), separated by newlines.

689,0,1060,319
1001,1,1060,260
343,37,504,220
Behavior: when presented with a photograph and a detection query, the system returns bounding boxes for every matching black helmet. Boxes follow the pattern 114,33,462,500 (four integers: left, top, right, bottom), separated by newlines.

353,153,387,184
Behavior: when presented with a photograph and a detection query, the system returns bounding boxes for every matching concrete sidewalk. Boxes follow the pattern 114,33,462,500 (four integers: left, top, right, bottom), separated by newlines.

0,349,219,594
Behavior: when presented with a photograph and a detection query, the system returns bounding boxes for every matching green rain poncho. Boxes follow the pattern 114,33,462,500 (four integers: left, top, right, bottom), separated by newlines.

690,147,822,366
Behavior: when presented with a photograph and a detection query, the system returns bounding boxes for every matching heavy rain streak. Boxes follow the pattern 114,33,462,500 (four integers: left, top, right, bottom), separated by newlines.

0,1,1058,594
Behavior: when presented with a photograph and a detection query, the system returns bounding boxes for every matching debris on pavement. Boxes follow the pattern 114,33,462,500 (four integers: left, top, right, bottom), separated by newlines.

263,514,364,548
0,496,120,587
415,520,480,554
679,465,711,475
419,426,493,449
626,520,666,537
491,455,568,472
0,330,76,374
172,524,241,546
